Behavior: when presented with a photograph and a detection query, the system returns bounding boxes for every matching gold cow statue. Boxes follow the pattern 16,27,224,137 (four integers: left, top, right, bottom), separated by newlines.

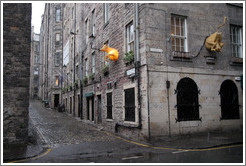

205,17,227,52
100,44,119,62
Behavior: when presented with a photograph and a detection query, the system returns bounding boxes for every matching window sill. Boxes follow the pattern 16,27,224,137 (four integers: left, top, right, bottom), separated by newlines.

230,57,243,66
123,121,138,127
170,51,193,62
175,118,202,123
106,118,113,122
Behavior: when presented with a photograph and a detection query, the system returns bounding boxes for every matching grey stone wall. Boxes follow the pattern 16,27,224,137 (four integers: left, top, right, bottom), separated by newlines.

3,3,31,144
140,3,243,137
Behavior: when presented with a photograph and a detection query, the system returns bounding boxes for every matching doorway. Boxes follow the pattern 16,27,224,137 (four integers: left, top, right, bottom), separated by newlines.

86,96,94,121
78,95,80,117
97,95,102,123
54,94,59,108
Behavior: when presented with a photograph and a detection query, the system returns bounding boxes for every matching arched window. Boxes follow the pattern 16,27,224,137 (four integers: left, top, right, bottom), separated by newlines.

176,77,200,121
220,80,239,119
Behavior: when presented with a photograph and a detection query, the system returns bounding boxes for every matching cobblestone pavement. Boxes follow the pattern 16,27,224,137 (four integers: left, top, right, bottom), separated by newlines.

29,100,116,148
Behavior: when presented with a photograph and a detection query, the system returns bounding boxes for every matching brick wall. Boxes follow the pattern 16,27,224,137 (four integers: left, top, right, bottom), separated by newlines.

3,3,32,144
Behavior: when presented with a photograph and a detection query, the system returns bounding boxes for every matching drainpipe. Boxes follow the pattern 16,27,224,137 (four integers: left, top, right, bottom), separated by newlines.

147,65,151,140
61,4,64,105
73,3,76,117
164,10,171,137
135,3,142,129
80,51,84,120
80,4,85,120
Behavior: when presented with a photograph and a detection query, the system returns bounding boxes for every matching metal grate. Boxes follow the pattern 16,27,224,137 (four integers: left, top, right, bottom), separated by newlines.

220,80,239,119
124,88,135,122
176,77,200,121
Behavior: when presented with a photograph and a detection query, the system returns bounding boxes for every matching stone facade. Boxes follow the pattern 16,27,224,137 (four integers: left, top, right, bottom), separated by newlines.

3,3,32,144
39,3,243,141
39,4,63,108
141,3,243,138
30,27,40,99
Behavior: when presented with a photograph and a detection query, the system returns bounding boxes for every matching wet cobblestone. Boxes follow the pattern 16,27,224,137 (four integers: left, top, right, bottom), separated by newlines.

29,100,116,148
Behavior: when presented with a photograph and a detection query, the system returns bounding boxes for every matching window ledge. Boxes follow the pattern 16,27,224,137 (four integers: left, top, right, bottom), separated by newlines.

170,51,193,62
116,121,139,128
230,57,243,66
106,119,114,122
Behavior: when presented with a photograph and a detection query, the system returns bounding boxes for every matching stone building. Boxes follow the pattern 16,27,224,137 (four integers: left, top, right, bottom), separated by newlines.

3,3,32,144
39,3,63,108
40,3,243,141
30,26,40,99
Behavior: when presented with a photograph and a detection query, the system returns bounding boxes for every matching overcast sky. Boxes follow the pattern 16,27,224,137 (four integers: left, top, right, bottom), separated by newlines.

32,2,45,34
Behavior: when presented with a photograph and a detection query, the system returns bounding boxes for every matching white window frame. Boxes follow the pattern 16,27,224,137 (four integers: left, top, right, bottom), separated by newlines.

56,8,61,22
56,33,60,42
123,83,138,125
104,3,109,23
85,19,89,44
92,53,96,74
126,21,134,52
103,41,109,66
34,56,39,63
85,58,88,77
106,89,114,121
230,25,242,58
171,15,188,52
92,9,96,36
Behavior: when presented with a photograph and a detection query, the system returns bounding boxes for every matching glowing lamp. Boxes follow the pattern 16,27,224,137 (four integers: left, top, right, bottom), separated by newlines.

100,44,119,62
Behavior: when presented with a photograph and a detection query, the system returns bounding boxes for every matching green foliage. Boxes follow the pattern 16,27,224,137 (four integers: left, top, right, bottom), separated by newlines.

102,64,109,75
89,73,95,80
83,76,88,85
68,84,72,91
74,79,78,88
123,50,134,64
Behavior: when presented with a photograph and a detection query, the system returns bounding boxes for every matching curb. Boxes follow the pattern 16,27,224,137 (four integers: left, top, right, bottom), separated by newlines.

5,148,52,163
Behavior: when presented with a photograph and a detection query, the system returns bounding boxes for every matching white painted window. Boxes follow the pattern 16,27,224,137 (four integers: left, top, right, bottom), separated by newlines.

85,19,89,44
103,41,109,66
230,25,242,58
34,56,39,63
123,83,138,124
92,9,96,36
56,8,61,22
126,21,134,52
92,53,96,74
171,15,188,52
104,3,109,23
63,40,69,66
85,58,88,77
55,33,60,45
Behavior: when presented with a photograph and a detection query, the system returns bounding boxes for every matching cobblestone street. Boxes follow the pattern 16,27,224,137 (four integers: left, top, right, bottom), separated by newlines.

29,99,116,148
4,99,241,163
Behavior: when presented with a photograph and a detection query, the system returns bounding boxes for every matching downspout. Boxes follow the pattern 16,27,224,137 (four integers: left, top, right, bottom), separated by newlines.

135,3,142,129
164,10,171,137
73,3,76,117
80,4,85,120
147,65,151,140
61,4,64,105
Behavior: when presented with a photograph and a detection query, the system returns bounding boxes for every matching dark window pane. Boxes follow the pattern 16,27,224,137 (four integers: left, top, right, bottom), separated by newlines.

107,93,112,119
176,78,199,121
125,88,135,122
220,80,239,119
